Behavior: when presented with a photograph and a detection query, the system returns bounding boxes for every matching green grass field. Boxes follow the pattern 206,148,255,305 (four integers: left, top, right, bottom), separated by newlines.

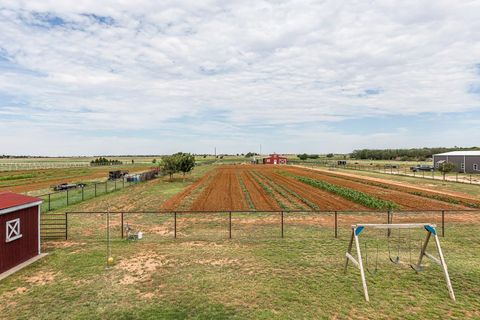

1,165,479,319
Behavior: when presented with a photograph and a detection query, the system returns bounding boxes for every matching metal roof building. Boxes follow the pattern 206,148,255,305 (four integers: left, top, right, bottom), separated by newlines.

433,151,480,173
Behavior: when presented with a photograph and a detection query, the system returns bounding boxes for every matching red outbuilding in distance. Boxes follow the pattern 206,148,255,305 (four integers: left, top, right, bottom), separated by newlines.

0,192,43,276
263,154,288,165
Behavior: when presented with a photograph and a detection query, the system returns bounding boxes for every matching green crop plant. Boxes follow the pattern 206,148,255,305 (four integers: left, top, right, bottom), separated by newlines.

281,172,398,210
237,173,255,210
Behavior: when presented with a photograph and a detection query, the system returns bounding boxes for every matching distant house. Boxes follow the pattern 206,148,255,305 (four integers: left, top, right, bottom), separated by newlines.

263,154,287,165
432,151,480,173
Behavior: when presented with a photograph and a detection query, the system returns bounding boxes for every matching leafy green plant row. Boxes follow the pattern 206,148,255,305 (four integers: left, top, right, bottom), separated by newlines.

282,172,398,210
252,172,310,211
249,172,288,210
320,171,479,209
270,171,321,210
236,173,255,210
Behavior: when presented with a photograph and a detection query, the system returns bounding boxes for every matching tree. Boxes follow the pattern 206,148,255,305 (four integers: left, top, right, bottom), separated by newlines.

178,153,195,181
438,162,456,180
162,154,179,181
152,159,156,164
326,153,334,158
297,153,308,160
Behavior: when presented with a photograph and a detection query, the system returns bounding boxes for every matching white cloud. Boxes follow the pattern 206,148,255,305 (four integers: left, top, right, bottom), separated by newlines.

0,0,479,155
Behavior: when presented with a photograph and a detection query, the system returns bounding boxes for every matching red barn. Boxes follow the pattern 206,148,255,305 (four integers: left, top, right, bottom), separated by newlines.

0,192,43,277
263,154,288,165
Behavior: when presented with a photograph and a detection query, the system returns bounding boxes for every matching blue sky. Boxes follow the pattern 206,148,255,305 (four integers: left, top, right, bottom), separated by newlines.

0,1,479,156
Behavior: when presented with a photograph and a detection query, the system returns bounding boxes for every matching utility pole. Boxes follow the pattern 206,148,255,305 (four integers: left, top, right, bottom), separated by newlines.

214,147,216,157
260,144,262,155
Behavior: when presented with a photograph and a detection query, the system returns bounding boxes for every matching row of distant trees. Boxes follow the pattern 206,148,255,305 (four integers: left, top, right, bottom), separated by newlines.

350,147,480,161
90,157,123,166
162,152,195,180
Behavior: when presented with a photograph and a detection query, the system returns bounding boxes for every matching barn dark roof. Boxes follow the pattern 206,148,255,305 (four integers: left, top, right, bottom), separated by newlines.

0,192,42,211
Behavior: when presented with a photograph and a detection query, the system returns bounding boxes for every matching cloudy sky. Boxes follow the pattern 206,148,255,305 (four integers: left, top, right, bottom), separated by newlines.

0,0,479,156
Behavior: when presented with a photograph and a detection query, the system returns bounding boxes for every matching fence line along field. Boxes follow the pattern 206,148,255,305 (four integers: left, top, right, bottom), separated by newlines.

0,164,153,195
162,165,480,212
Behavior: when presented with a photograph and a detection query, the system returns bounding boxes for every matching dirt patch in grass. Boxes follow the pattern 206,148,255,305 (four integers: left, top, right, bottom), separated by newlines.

25,271,56,286
114,251,173,285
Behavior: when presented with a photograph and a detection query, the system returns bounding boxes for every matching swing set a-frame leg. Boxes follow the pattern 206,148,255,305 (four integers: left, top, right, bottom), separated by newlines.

345,228,369,302
413,227,455,301
433,233,456,301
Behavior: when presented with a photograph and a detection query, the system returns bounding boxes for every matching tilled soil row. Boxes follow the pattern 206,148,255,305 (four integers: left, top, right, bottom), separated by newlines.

265,171,367,211
240,171,279,211
310,168,480,208
161,171,216,210
283,167,464,210
190,169,249,211
253,171,308,210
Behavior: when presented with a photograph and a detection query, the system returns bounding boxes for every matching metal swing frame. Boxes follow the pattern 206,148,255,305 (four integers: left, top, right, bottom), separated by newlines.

344,223,456,302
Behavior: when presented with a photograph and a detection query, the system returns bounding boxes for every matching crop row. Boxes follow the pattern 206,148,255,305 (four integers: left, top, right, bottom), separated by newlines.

283,172,398,210
317,171,479,209
253,171,317,210
249,171,288,209
236,173,255,210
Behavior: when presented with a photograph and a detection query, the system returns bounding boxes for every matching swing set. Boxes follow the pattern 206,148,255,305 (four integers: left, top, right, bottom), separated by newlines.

345,223,455,302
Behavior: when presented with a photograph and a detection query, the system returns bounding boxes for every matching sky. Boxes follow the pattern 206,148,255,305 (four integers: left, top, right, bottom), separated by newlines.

0,0,480,156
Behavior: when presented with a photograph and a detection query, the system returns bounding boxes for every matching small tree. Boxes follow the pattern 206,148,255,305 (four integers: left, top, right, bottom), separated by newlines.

178,153,195,181
298,153,308,160
438,162,456,180
162,155,179,181
326,153,334,158
152,159,156,164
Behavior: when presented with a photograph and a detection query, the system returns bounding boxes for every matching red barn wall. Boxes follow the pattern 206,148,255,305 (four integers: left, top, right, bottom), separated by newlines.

0,206,39,274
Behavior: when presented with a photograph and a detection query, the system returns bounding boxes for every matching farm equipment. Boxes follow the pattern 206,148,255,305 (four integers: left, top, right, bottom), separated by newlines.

410,165,434,172
108,170,129,180
52,183,86,191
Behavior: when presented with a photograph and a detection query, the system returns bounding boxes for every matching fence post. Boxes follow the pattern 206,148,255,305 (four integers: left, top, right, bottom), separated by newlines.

387,210,392,237
121,212,124,239
67,189,69,206
48,193,51,212
65,213,68,240
334,211,338,238
174,212,177,239
281,211,284,238
442,210,445,237
229,211,232,239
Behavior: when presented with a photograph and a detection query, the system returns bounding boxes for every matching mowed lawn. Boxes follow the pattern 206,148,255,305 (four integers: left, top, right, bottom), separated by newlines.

1,166,479,319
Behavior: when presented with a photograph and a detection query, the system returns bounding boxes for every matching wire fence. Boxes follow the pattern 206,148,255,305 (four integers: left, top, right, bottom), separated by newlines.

47,209,480,244
36,169,160,213
291,160,480,185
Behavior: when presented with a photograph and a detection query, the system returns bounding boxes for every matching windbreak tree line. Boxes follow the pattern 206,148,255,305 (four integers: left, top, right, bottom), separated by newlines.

162,152,195,180
297,153,319,160
350,147,480,161
90,157,123,166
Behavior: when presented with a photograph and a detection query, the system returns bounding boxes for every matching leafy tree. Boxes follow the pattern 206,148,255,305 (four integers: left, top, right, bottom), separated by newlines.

438,162,456,180
178,153,195,181
162,154,179,180
245,152,258,158
326,153,334,158
297,153,308,160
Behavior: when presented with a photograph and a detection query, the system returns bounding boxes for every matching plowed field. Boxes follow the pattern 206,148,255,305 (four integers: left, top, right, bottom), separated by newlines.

161,165,476,212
